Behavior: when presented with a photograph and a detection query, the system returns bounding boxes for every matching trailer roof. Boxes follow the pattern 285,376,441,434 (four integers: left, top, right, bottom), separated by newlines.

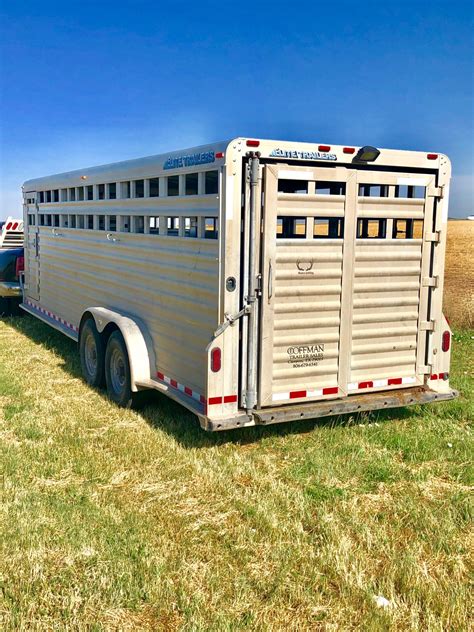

23,138,446,191
23,139,230,190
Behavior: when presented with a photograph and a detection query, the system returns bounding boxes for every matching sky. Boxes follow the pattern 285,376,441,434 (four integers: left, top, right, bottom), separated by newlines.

0,0,472,219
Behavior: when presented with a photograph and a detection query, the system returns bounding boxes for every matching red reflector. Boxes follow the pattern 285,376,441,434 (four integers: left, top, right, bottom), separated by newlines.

170,379,178,388
12,222,18,230
15,256,24,277
388,377,402,385
208,396,222,405
318,145,331,152
343,147,356,154
184,386,192,396
430,374,438,380
290,390,306,399
246,139,260,147
359,381,373,389
157,371,164,380
442,330,450,352
215,151,224,158
427,153,438,160
5,222,12,230
211,347,221,372
323,386,338,395
223,394,237,404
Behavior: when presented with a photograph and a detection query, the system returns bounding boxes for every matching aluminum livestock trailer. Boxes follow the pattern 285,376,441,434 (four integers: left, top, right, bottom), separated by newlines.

21,138,457,430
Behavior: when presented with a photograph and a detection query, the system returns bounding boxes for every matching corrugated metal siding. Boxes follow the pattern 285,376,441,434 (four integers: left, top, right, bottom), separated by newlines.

350,240,423,382
272,241,342,391
38,229,218,394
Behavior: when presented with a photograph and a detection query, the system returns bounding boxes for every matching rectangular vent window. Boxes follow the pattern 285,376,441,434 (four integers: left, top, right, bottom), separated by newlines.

395,185,425,199
205,170,218,194
149,178,159,197
357,218,387,239
358,184,389,197
314,218,344,239
278,179,308,194
185,173,198,195
316,181,345,195
276,217,306,238
393,219,423,239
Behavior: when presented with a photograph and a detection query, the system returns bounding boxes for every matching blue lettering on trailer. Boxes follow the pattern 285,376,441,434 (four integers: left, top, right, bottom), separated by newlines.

270,148,337,161
163,151,215,170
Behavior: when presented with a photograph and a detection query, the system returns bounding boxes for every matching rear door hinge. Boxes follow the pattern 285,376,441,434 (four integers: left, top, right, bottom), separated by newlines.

417,364,432,375
422,276,439,288
427,185,444,199
420,320,435,331
425,230,441,243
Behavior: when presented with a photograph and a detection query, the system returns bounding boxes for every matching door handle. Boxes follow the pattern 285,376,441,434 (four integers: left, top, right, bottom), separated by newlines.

268,261,273,301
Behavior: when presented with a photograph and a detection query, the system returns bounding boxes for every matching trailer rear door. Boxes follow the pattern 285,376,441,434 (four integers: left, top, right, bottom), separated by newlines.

258,163,437,407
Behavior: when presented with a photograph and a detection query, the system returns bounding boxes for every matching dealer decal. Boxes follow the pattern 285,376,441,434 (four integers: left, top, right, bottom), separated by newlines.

287,344,325,368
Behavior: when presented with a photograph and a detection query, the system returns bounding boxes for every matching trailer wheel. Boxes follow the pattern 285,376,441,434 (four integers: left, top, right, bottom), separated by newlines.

0,297,11,317
105,330,133,407
79,319,105,387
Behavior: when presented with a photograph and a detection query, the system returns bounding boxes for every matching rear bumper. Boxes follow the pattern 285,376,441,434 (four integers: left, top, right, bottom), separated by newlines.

0,281,21,298
199,386,458,431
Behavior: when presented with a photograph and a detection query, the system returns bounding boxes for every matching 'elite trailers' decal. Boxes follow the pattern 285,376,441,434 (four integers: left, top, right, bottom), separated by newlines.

164,151,215,170
270,148,337,161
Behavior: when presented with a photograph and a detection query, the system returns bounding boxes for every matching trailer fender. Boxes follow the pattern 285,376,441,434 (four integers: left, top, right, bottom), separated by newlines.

81,307,155,391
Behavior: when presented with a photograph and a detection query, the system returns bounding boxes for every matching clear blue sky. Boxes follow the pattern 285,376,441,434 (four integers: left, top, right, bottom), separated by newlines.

0,0,472,218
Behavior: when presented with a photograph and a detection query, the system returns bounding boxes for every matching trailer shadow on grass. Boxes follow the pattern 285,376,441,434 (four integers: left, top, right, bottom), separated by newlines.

8,314,421,449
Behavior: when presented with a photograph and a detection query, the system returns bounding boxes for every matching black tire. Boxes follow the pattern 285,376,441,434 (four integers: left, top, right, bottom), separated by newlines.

0,297,11,317
79,319,105,387
9,299,22,317
105,330,133,407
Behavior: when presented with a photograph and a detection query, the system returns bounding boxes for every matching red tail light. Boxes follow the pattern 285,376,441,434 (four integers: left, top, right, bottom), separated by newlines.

5,222,12,230
211,347,221,372
343,147,356,154
318,145,331,152
246,139,260,147
15,255,24,277
442,331,450,352
427,153,438,160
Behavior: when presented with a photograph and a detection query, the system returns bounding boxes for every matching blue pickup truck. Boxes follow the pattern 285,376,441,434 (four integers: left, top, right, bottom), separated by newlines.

0,246,24,316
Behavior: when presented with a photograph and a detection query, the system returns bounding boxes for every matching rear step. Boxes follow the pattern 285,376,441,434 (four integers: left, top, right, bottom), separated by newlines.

200,386,458,431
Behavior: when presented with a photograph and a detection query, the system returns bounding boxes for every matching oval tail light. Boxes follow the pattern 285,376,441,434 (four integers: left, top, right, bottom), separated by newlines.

15,255,25,277
211,347,221,372
442,331,450,352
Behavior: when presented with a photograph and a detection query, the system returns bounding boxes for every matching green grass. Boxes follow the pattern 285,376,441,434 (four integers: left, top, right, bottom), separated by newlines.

0,318,472,631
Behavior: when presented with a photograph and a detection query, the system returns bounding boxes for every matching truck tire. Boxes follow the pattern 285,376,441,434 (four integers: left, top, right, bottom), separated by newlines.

105,330,133,407
79,319,105,387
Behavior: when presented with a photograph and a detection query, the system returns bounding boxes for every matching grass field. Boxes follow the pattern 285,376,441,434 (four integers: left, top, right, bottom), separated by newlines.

444,220,474,327
0,222,473,630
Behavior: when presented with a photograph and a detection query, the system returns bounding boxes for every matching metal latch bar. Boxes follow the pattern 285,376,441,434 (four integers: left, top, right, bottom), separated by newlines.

213,306,250,339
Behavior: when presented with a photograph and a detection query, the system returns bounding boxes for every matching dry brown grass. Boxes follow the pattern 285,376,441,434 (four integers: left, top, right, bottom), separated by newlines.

0,317,472,631
444,220,474,327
